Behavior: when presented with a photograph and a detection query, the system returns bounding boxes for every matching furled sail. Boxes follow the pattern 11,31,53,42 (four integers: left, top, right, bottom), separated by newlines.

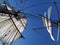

0,2,27,45
42,6,55,41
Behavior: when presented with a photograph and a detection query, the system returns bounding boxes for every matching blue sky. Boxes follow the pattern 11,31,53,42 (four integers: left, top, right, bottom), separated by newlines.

0,0,60,45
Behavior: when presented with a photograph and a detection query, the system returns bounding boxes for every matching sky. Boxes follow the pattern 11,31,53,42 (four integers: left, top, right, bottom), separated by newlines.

0,0,60,45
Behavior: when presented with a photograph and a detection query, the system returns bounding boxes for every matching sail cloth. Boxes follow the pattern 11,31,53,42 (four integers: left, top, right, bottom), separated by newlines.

42,6,55,41
0,12,27,44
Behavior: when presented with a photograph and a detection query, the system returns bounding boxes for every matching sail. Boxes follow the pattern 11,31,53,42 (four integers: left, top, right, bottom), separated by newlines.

6,5,12,10
0,12,27,44
42,6,55,41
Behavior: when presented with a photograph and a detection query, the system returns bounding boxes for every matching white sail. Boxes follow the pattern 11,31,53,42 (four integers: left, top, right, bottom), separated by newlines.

0,13,27,44
42,6,55,41
6,5,12,10
56,22,60,41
